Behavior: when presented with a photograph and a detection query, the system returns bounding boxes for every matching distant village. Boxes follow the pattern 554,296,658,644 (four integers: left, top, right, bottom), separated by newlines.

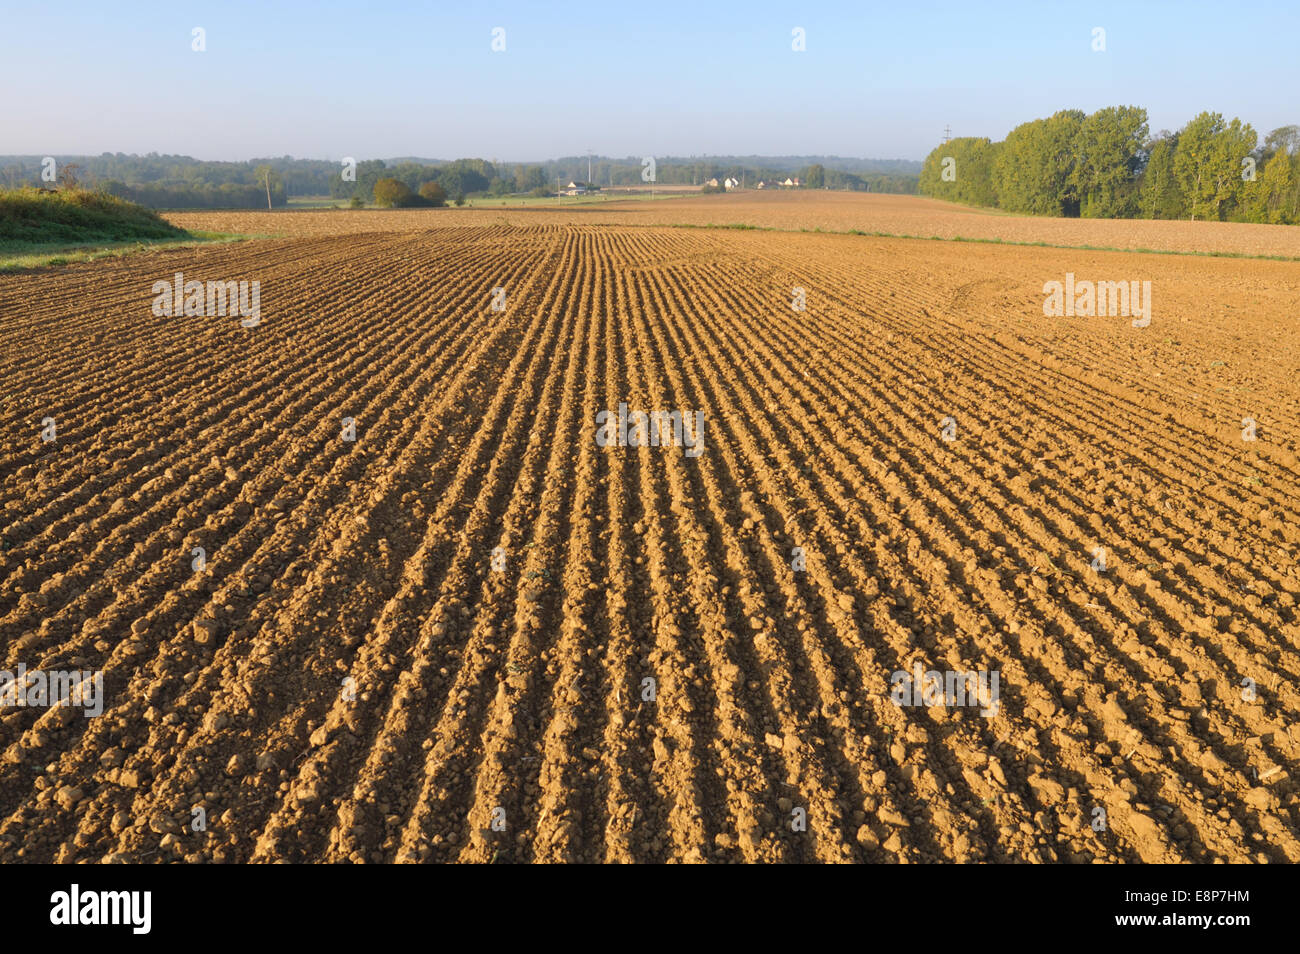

709,176,803,190
563,175,802,195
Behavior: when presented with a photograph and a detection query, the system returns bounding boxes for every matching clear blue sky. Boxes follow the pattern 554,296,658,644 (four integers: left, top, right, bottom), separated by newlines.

2,0,1295,161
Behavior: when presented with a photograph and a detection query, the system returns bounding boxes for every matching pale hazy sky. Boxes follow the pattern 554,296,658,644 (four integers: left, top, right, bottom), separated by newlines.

2,0,1295,161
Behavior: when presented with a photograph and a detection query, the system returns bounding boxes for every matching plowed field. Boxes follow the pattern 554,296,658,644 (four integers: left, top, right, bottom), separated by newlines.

169,191,1300,258
2,221,1298,863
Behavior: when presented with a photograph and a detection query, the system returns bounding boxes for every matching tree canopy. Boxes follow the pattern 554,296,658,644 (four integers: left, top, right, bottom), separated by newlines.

372,177,412,208
919,107,1298,224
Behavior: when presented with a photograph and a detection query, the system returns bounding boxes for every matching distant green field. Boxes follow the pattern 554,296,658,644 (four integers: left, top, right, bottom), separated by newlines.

287,195,343,209
284,192,692,210
466,191,689,208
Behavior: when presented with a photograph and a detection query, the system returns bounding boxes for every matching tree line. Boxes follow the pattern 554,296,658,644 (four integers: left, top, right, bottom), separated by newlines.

0,154,336,209
332,158,919,201
0,152,922,208
332,159,498,204
800,164,917,193
919,108,1300,223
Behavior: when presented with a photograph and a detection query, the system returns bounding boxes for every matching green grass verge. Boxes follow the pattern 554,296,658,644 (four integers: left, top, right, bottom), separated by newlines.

0,231,255,272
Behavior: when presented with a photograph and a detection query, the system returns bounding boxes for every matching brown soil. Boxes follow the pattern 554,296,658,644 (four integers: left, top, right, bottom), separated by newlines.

1,219,1298,863
170,191,1300,258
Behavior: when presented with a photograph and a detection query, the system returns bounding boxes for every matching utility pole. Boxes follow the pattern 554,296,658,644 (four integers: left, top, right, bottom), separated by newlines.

943,124,952,144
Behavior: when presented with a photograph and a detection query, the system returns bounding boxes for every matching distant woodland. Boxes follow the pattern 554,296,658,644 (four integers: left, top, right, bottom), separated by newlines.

0,154,920,209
